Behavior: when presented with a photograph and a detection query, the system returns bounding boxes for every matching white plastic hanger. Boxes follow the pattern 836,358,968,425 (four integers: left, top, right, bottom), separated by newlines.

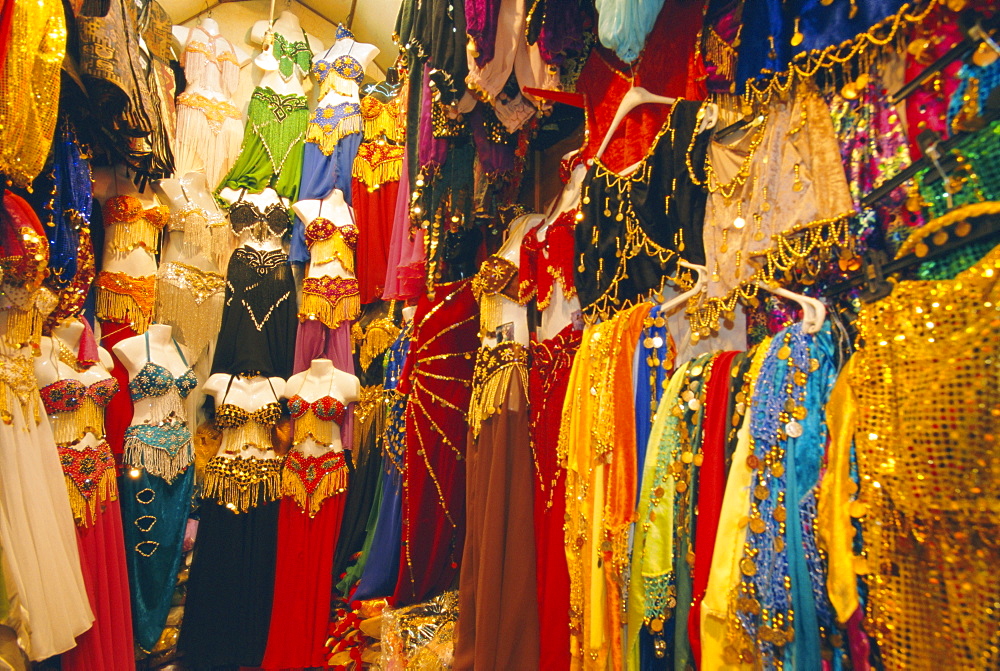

592,87,719,165
660,261,708,314
757,280,827,334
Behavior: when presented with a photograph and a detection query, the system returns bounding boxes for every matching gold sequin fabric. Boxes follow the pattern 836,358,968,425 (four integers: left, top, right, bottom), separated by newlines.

156,262,225,359
0,0,67,187
852,243,1000,669
103,195,170,254
95,271,156,332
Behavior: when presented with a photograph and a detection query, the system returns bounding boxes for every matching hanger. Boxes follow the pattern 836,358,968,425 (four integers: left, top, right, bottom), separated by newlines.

659,261,708,314
592,87,677,162
757,280,827,334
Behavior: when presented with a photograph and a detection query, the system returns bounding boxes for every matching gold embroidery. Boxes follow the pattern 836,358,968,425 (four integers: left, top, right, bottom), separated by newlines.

176,91,242,133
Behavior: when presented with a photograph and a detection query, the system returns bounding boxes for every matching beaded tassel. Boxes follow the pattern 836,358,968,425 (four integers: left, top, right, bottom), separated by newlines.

123,422,194,484
2,303,46,350
95,272,156,332
467,344,528,441
299,277,361,329
356,323,400,372
203,455,282,513
156,263,226,359
310,234,357,272
50,399,105,447
352,143,404,190
60,444,118,527
280,450,349,518
305,113,362,155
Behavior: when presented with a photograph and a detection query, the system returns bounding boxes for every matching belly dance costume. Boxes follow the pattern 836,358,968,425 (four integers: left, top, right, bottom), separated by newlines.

95,195,169,333
263,384,351,669
119,332,198,653
353,320,412,600
0,193,92,661
180,375,283,668
455,256,539,670
333,305,400,595
218,32,311,201
212,193,297,378
393,279,479,606
39,371,135,671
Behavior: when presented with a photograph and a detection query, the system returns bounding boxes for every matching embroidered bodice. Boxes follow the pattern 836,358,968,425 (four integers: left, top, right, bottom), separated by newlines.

519,211,579,309
360,94,403,143
229,190,290,242
103,195,170,253
40,376,119,445
182,25,240,98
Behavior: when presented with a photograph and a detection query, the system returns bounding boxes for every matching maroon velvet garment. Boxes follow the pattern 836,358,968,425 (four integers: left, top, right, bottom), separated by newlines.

392,279,479,606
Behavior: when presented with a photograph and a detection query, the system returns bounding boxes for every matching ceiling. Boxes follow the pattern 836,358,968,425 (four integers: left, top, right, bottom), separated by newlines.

161,0,404,72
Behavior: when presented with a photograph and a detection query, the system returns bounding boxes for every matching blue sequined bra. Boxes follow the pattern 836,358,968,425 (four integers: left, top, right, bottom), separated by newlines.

129,333,198,402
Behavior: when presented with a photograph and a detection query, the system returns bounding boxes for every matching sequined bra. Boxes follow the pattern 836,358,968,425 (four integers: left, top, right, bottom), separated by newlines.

360,94,402,143
103,195,170,253
288,394,347,424
305,215,358,270
271,30,312,81
40,376,119,446
229,189,290,242
312,51,364,98
129,333,198,402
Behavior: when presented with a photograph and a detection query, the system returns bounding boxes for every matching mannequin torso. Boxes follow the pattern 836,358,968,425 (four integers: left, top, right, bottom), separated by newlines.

250,11,324,97
203,373,286,460
218,186,289,252
284,358,360,456
113,324,195,426
293,189,356,279
155,173,228,272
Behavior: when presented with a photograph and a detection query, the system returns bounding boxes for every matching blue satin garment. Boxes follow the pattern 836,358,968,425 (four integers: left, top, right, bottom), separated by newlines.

291,133,363,264
120,467,194,652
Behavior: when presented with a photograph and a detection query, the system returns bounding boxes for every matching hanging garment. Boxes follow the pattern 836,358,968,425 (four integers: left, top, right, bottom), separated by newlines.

454,341,539,670
353,321,412,600
218,86,309,201
175,26,244,186
575,100,711,321
155,262,226,362
393,279,479,605
0,194,93,660
211,246,297,378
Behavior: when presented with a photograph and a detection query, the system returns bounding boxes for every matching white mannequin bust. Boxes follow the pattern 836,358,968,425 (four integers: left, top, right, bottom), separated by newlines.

172,18,252,78
218,186,288,252
250,11,324,97
95,165,162,277
402,305,416,324
113,323,194,426
36,320,116,450
155,172,228,272
293,189,356,279
482,215,535,348
537,160,586,341
203,373,287,459
92,165,159,208
284,358,360,456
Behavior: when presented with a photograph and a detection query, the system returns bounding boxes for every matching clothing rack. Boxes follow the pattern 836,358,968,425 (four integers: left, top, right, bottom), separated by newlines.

824,210,1000,300
859,93,1000,208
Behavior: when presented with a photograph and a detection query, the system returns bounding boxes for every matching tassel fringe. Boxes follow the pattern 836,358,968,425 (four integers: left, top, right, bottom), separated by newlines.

95,272,156,332
311,235,357,272
299,285,361,330
358,325,400,372
305,116,362,156
468,345,528,441
281,460,348,518
63,467,117,527
352,147,403,190
123,433,194,484
203,455,283,513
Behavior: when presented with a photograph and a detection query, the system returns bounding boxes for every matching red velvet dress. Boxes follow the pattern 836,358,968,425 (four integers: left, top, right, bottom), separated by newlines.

392,279,479,605
575,0,705,173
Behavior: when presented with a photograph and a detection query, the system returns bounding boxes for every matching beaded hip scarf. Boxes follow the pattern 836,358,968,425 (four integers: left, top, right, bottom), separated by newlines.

95,271,156,331
299,275,361,329
280,448,348,517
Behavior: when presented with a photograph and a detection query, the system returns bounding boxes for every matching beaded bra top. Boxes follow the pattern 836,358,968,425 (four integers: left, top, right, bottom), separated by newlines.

129,333,198,402
40,374,119,445
103,195,170,253
270,30,312,81
215,374,282,430
305,214,359,270
519,211,579,309
229,189,290,242
288,394,347,424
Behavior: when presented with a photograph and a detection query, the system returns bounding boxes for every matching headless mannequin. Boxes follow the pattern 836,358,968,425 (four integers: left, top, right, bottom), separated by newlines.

250,11,324,97
402,305,416,324
93,165,161,277
483,215,534,348
284,358,361,457
154,172,228,272
217,186,289,252
203,373,287,460
537,160,586,341
292,189,356,279
113,324,193,426
172,17,252,76
36,320,116,450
